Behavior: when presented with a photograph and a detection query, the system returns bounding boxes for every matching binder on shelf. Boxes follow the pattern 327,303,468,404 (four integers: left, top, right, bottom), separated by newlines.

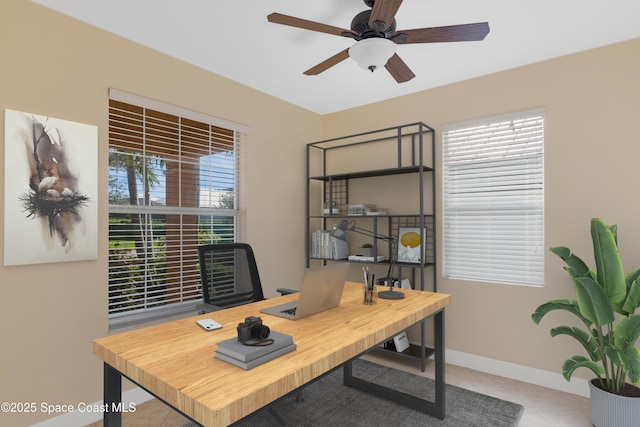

215,343,297,370
332,236,349,260
312,230,348,260
216,331,293,362
312,230,331,258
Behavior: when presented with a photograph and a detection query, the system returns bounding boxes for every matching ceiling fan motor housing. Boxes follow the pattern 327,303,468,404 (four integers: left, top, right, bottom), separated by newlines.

351,10,396,40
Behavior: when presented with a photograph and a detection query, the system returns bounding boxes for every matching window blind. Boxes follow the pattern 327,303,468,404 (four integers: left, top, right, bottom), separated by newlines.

442,110,544,286
108,90,246,328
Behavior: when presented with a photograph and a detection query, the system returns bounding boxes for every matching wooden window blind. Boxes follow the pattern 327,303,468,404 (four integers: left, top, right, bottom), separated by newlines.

108,90,247,328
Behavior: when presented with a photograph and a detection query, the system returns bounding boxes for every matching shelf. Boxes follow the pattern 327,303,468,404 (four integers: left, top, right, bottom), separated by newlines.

306,123,437,375
309,213,435,219
309,257,435,268
372,343,435,361
309,165,433,182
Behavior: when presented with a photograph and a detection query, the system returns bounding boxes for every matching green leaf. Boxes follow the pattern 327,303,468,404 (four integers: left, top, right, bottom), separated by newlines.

573,276,615,326
605,345,640,385
562,355,605,381
621,270,640,315
531,299,592,329
609,224,618,245
625,267,640,289
620,347,640,384
550,326,600,361
591,218,626,304
614,315,640,351
550,246,591,278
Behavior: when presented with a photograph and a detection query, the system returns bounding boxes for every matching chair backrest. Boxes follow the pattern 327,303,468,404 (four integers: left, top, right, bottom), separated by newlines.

197,243,265,309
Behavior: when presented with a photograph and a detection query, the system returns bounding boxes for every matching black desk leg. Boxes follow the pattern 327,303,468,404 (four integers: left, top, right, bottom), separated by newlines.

433,310,445,419
104,363,122,427
344,310,446,420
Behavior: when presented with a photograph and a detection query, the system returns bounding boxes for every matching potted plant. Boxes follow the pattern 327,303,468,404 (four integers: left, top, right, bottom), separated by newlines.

531,218,640,427
355,243,374,257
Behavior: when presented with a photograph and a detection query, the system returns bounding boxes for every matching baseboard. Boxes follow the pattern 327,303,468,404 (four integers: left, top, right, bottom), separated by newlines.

30,387,154,427
445,349,589,397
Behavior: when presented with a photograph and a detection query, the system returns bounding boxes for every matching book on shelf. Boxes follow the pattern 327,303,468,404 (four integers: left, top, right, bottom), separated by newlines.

216,331,294,362
215,343,297,370
311,230,348,260
393,332,410,353
348,255,385,262
311,230,328,258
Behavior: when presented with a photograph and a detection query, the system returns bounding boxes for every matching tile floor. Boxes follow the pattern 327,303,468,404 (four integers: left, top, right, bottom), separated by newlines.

86,351,591,427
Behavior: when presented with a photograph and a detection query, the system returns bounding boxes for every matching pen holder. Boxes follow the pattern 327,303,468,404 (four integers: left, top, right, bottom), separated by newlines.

363,284,377,305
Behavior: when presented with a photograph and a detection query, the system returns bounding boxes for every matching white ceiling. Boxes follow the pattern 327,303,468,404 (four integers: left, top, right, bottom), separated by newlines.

33,0,640,115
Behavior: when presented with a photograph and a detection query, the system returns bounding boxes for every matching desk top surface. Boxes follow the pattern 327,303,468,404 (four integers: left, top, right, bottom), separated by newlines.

94,282,450,426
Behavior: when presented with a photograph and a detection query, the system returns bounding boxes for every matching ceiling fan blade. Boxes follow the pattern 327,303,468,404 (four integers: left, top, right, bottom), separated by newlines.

268,13,354,38
369,0,403,31
304,49,350,75
394,22,490,44
385,53,415,83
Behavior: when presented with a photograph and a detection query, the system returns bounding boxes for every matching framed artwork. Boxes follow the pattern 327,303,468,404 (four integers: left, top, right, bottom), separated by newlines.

4,109,98,266
397,227,427,263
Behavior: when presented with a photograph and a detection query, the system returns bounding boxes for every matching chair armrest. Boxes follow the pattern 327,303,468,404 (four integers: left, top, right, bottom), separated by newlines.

197,302,224,314
276,288,299,295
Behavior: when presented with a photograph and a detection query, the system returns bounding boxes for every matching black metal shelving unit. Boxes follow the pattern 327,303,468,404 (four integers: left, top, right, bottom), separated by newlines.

305,123,437,371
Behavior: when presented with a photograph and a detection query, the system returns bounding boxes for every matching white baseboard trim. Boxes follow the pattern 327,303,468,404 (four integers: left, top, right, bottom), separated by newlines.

30,387,154,427
445,349,590,398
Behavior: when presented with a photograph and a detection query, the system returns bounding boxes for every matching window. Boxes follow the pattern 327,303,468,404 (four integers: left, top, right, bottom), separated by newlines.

107,89,249,328
442,110,544,286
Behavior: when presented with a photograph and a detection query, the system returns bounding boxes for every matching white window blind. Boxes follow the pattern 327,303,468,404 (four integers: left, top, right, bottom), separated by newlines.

107,90,247,328
442,110,544,286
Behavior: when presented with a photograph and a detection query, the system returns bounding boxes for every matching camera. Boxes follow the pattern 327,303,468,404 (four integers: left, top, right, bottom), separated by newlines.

237,316,270,342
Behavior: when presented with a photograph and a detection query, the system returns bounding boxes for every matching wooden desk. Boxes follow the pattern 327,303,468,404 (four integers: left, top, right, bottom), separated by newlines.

94,282,450,426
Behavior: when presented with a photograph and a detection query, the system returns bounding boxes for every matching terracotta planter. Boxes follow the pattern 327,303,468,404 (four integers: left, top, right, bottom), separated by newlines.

589,379,640,427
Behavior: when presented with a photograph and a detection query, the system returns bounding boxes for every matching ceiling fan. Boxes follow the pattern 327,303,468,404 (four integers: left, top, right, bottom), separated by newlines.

268,0,490,83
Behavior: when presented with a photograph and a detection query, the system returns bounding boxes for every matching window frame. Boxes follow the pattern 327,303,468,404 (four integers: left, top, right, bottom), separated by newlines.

442,109,545,287
107,89,249,329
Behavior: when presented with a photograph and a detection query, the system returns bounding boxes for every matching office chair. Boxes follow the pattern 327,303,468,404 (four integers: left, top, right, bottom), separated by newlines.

198,243,297,313
198,243,265,313
196,243,304,413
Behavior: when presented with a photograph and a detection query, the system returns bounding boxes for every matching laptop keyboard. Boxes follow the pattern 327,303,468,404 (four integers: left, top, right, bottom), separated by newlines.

282,307,297,316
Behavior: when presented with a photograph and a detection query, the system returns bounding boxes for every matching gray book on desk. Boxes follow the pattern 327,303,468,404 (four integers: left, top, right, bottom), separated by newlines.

216,343,297,370
215,331,293,362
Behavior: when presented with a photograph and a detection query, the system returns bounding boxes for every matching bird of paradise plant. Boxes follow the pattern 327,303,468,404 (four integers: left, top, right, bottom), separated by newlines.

532,218,640,395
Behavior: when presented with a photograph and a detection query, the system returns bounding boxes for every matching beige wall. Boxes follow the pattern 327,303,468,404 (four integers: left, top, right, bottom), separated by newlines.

0,1,321,425
324,38,640,376
1,0,639,424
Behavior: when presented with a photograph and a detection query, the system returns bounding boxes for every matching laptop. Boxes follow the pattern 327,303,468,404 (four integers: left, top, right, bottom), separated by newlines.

260,263,349,320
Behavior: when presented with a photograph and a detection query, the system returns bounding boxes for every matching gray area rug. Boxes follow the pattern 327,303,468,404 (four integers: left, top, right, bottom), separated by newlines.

235,359,524,426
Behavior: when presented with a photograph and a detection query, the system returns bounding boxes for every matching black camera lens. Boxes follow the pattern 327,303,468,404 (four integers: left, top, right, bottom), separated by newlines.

237,316,270,342
252,323,270,340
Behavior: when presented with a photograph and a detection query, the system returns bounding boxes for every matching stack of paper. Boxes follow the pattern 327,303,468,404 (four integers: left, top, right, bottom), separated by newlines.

348,255,385,262
215,331,296,370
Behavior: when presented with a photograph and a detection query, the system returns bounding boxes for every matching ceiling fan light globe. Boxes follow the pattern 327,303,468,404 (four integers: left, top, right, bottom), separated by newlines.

348,38,395,72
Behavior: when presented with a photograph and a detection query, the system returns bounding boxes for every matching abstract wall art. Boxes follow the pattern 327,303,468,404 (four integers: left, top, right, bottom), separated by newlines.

397,227,427,264
4,109,98,266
